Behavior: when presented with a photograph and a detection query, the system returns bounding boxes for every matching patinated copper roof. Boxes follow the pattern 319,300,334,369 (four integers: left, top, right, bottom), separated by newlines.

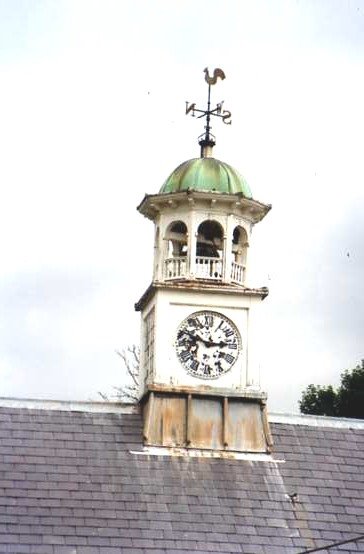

159,157,252,197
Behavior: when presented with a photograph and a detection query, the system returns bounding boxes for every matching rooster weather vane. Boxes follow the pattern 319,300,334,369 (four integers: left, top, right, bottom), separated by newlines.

186,67,232,154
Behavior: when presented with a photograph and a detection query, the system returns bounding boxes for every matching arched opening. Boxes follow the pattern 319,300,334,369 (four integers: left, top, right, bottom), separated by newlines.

196,220,224,280
166,221,188,258
164,221,188,279
231,226,248,284
197,220,223,258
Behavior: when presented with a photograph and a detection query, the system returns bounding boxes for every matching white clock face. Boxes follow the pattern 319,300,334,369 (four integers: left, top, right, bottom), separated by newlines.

175,311,241,379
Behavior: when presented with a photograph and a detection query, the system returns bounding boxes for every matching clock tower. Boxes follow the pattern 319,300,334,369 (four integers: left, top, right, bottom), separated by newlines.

135,69,273,453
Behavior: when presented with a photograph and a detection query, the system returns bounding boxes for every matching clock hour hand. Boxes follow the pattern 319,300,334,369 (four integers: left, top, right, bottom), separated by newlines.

184,330,206,345
183,330,198,343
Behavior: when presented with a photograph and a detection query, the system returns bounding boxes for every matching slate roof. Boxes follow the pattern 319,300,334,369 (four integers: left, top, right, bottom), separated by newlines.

0,399,363,554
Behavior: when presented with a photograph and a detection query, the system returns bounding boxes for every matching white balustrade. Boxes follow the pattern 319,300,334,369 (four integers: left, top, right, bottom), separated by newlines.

231,261,245,284
195,256,222,280
164,257,187,279
164,257,245,284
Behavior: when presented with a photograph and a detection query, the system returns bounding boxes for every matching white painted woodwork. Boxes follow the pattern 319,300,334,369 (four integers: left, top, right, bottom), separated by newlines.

138,286,266,398
137,189,270,399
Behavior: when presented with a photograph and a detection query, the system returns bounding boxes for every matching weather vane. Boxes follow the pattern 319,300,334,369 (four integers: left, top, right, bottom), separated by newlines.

185,67,232,156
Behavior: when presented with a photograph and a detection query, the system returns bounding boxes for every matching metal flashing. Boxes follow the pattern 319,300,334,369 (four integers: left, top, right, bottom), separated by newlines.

269,411,364,429
131,445,285,462
0,397,139,414
1,398,363,429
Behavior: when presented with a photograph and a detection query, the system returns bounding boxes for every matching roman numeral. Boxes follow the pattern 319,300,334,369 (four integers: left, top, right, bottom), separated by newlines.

187,317,203,329
223,353,235,364
204,314,214,327
189,360,199,372
203,364,212,375
227,341,237,349
180,350,192,362
215,320,234,337
215,320,224,331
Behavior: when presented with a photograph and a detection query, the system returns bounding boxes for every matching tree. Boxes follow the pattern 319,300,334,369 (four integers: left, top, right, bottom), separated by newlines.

299,384,337,416
299,360,364,419
337,363,364,418
99,345,141,404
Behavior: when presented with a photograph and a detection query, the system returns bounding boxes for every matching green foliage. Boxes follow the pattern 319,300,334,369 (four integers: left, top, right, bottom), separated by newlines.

337,365,364,418
299,361,364,419
299,384,337,416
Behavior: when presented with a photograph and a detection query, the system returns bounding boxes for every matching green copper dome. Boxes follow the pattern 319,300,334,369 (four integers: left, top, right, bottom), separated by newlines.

159,158,252,198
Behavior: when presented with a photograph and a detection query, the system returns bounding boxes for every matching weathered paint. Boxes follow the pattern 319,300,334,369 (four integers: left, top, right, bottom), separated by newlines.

137,285,266,397
142,389,272,453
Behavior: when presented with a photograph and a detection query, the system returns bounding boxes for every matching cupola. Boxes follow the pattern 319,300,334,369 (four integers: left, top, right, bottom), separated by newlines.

137,161,270,287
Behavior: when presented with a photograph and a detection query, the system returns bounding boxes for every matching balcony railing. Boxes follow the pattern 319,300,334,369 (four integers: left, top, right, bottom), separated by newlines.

231,261,245,284
164,257,187,279
195,256,222,280
164,257,245,284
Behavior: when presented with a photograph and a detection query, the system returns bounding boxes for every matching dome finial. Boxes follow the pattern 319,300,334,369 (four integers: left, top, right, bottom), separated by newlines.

185,68,232,158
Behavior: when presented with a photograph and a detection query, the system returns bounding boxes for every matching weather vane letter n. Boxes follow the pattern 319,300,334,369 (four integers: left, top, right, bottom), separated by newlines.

185,67,232,158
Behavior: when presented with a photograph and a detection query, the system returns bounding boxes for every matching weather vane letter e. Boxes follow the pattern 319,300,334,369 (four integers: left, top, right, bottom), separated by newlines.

185,67,232,128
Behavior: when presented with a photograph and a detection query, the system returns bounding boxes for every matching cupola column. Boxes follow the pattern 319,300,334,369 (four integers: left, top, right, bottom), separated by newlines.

188,211,197,278
223,216,234,284
153,223,162,282
222,234,229,282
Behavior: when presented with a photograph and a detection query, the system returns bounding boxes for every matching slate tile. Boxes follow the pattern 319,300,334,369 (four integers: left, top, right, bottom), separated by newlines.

3,546,31,553
166,503,190,513
96,526,127,538
87,536,112,547
132,538,156,548
105,518,130,529
42,534,66,545
149,519,173,531
241,545,264,554
140,528,164,539
1,535,20,545
64,535,88,545
71,548,101,554
262,546,296,554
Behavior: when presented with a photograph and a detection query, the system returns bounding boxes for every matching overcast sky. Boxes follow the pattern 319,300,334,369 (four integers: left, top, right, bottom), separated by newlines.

0,0,363,413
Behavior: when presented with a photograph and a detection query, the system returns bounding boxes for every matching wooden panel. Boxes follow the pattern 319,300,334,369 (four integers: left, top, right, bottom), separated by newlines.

227,400,267,452
144,394,187,447
189,397,223,450
143,390,271,453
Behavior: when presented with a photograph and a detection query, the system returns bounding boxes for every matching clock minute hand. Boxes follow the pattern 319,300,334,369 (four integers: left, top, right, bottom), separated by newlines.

200,338,228,348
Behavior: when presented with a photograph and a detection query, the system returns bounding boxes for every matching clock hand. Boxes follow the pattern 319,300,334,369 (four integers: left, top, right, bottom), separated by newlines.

185,331,227,349
185,330,206,344
205,334,229,348
199,338,227,348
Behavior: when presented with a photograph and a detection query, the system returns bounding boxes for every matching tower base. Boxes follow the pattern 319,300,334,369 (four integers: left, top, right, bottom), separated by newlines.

142,386,273,453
